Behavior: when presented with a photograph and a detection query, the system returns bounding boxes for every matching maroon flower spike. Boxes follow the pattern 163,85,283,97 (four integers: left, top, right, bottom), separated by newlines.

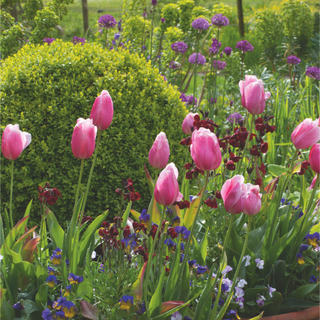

101,221,110,228
186,171,194,179
265,124,276,133
226,160,235,170
298,161,310,175
123,226,131,238
168,227,178,239
261,142,268,153
229,152,241,163
174,200,190,209
215,191,222,199
110,226,119,238
219,140,227,150
149,224,159,240
254,178,263,186
81,215,92,224
184,162,192,170
180,136,192,146
259,163,266,175
250,145,260,156
115,188,122,196
194,167,204,175
204,198,218,208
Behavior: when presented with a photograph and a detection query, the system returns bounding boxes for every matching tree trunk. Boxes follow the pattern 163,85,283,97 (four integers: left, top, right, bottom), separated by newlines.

237,0,244,37
82,0,89,35
10,3,18,22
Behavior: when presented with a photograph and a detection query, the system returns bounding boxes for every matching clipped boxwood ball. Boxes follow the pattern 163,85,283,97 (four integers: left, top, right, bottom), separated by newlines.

0,40,187,226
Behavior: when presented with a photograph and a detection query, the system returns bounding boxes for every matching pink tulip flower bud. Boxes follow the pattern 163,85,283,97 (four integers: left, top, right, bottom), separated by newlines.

243,184,262,215
148,132,170,169
291,118,320,150
71,118,97,159
221,175,247,214
154,163,183,206
1,124,31,160
90,90,114,130
182,112,198,135
239,75,270,115
190,127,222,171
309,143,320,173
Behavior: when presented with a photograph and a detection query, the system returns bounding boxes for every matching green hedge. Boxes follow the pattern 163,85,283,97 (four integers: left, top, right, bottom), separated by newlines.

0,40,187,226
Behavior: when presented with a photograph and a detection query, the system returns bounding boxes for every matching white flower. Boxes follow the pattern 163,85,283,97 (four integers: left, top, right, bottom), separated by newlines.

91,251,97,259
255,258,264,269
0,254,3,261
222,278,233,292
235,287,244,298
237,279,247,288
268,285,276,298
171,311,182,320
242,255,251,267
222,265,233,275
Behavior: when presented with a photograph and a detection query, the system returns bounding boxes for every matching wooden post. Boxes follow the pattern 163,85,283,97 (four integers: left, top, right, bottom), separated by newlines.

237,0,244,37
82,0,89,35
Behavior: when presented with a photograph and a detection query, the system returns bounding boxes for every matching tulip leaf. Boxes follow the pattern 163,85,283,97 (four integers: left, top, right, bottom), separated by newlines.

0,215,5,252
35,284,48,311
130,209,140,222
122,203,132,229
149,266,166,317
46,209,64,249
131,262,147,300
267,164,287,177
184,188,203,230
279,298,319,313
144,164,154,196
147,196,161,225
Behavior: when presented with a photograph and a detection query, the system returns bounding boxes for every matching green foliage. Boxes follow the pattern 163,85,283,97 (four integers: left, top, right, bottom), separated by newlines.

161,3,180,28
191,6,211,20
177,0,195,32
0,40,187,226
122,15,151,47
24,0,43,20
211,3,233,21
282,0,314,55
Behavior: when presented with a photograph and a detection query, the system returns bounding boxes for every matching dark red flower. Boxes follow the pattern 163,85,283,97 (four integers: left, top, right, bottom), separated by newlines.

204,197,218,208
174,200,190,209
250,145,260,156
265,124,276,133
215,191,222,199
101,221,110,228
261,142,268,153
184,162,192,170
301,160,310,169
123,226,131,238
258,163,266,175
226,160,235,170
186,171,194,179
115,188,122,196
168,227,178,239
219,140,227,150
254,178,263,186
229,152,241,163
149,224,159,240
180,136,192,146
81,215,92,224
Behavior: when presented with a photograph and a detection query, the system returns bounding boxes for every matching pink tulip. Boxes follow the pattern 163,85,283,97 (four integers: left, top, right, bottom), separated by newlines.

1,124,31,160
154,163,183,206
182,113,198,135
90,90,114,130
309,143,320,173
243,184,262,215
221,175,247,214
148,132,170,169
71,118,97,159
308,174,317,191
239,75,270,115
190,127,221,171
291,118,320,150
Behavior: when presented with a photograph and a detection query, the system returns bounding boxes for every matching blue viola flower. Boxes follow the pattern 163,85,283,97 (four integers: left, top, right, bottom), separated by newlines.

119,295,134,311
62,300,77,318
46,275,57,288
172,216,180,227
68,273,83,284
174,226,190,240
12,302,24,310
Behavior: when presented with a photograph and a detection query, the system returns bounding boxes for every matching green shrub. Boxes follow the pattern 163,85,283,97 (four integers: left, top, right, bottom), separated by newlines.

161,3,180,28
0,40,187,226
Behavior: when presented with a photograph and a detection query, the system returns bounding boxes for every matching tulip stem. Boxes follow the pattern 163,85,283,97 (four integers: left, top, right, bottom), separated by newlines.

144,206,165,320
179,171,209,279
9,160,14,229
73,159,84,216
80,130,102,223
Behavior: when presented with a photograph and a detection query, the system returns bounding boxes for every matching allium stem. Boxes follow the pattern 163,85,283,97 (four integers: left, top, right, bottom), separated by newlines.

179,63,192,91
193,35,200,107
213,29,220,116
9,160,14,229
149,8,155,60
197,64,209,109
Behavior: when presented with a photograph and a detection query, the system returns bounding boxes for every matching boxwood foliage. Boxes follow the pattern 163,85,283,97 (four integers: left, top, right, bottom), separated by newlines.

0,40,187,226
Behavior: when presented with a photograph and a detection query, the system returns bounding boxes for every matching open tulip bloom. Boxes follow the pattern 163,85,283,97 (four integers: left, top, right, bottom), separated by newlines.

291,118,320,150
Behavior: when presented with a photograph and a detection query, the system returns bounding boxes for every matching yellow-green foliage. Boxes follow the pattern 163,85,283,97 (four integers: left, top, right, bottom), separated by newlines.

211,3,233,21
192,6,211,20
122,15,151,45
161,3,180,28
177,0,195,32
0,40,187,226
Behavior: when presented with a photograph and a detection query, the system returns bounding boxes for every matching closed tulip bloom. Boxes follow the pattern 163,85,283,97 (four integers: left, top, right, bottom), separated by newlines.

239,75,270,115
90,90,114,130
182,113,198,135
148,132,170,169
309,144,320,173
71,118,97,159
1,124,31,160
221,175,247,214
190,127,222,171
154,163,183,206
243,184,262,215
291,118,320,150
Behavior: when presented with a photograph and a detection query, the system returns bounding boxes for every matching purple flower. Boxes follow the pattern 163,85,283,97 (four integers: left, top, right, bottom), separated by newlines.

227,113,244,125
192,18,209,30
210,98,217,104
169,61,180,69
12,302,24,310
114,33,120,40
98,15,117,29
255,258,264,269
299,244,308,252
236,296,244,308
213,60,226,70
118,20,122,32
256,295,266,307
143,12,147,18
209,38,221,55
72,36,86,45
211,14,229,27
171,41,188,54
151,0,157,6
161,18,165,23
188,52,206,65
287,55,301,65
310,275,318,283
235,40,254,52
43,38,55,45
174,226,191,239
196,264,208,274
306,66,320,80
267,285,276,298
188,260,197,268
223,47,233,56
222,265,233,275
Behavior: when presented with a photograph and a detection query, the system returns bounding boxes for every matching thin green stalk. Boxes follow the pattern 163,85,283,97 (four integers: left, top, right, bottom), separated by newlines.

197,64,209,109
73,159,84,216
208,55,214,115
80,130,102,223
193,35,200,107
149,7,155,59
213,29,220,116
9,160,14,229
179,63,192,91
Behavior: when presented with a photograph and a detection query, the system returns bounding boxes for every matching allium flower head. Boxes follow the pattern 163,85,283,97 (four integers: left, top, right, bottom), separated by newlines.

227,113,244,125
209,38,222,55
192,18,209,30
161,18,166,23
213,60,226,70
223,47,233,56
188,53,206,65
306,66,320,80
171,41,188,54
235,40,254,52
287,55,301,65
72,36,86,45
43,38,55,45
211,14,229,27
151,0,157,6
98,15,117,28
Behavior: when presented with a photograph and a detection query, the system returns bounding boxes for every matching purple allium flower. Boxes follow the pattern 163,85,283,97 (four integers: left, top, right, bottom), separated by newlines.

287,55,301,65
223,47,233,56
171,41,188,54
143,12,147,18
98,15,117,29
151,0,157,6
211,14,229,27
192,18,209,30
187,95,197,105
235,40,254,52
256,295,266,307
209,38,222,55
72,36,86,45
213,60,226,70
161,18,166,23
43,38,55,45
306,66,320,80
12,302,24,310
227,113,244,125
114,33,120,40
188,52,206,65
